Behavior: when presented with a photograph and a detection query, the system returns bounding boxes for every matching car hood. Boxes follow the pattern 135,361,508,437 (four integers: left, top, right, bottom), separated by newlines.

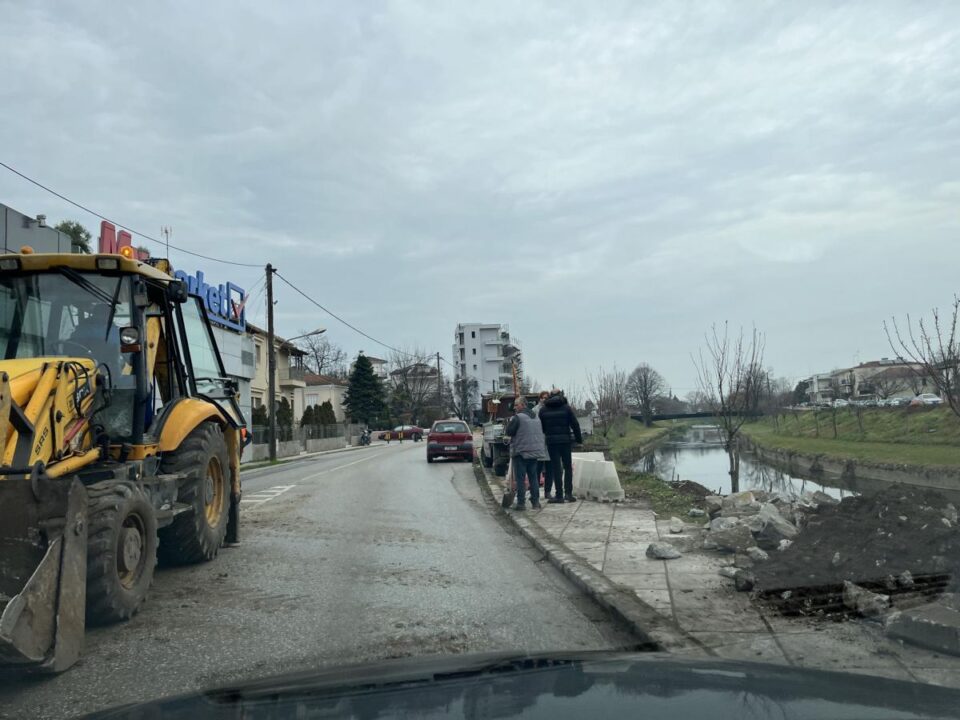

84,650,960,719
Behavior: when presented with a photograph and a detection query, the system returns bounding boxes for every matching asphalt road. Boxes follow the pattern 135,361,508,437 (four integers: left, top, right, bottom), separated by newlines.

0,442,636,719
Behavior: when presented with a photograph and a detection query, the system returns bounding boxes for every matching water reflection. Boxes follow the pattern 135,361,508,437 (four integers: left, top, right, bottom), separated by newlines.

634,426,848,499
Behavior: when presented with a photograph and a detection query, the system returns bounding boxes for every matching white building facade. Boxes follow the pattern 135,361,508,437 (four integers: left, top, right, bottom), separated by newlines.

452,323,522,410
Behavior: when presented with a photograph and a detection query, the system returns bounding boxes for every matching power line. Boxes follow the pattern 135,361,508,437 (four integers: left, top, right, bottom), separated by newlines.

273,270,433,362
0,160,262,268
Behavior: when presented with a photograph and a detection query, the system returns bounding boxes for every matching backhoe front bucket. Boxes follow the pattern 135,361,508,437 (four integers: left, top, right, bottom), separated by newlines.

0,477,87,671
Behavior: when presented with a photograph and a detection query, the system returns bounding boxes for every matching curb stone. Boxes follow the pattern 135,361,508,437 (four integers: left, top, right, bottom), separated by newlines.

471,461,712,657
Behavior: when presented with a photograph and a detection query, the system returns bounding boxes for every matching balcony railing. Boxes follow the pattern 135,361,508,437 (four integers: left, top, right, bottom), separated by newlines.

280,366,306,383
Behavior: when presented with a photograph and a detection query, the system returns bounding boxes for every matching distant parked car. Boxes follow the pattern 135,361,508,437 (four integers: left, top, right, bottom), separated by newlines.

889,397,911,407
379,424,425,441
911,393,943,406
426,419,474,463
832,399,850,408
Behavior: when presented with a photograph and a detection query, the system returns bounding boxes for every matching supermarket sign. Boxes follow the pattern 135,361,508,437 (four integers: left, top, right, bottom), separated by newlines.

97,221,246,332
173,269,247,332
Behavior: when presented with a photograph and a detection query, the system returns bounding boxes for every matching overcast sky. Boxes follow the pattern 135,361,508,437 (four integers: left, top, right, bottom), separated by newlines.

2,1,958,396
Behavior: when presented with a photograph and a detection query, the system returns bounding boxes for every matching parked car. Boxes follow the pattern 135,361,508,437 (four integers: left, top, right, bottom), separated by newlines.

379,424,425,441
426,419,474,463
889,396,911,407
832,399,850,408
911,393,943,406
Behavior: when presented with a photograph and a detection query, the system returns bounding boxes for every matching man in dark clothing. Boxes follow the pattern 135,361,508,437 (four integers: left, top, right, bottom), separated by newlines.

504,396,545,510
538,389,582,503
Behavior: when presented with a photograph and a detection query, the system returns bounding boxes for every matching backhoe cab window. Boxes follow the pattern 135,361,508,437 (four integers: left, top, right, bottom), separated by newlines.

0,270,136,437
179,296,229,398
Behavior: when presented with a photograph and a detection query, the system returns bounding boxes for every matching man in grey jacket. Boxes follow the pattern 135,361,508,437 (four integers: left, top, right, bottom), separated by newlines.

505,396,546,510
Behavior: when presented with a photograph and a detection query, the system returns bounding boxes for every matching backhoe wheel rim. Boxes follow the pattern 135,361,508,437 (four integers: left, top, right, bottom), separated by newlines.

117,514,147,589
204,456,225,527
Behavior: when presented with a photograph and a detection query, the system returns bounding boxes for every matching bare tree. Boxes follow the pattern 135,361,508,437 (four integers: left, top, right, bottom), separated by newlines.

693,323,765,491
448,374,479,421
685,389,711,412
564,381,586,412
886,296,960,418
869,368,910,399
299,332,347,377
388,348,441,424
626,363,666,427
587,365,628,438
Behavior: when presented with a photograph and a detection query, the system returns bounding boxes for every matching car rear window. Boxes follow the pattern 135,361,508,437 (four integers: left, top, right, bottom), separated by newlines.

433,422,468,433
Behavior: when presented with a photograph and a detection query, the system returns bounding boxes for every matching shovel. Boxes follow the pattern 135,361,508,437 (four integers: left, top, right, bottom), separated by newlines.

501,455,516,509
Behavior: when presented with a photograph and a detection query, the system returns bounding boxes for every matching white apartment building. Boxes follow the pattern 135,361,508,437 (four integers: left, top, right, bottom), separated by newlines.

453,323,522,409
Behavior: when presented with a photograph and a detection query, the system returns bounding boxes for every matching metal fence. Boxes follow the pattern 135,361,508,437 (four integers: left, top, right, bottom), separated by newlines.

249,423,365,446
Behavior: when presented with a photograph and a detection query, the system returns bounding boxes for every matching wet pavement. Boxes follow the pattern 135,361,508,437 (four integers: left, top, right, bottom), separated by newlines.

0,444,636,719
481,464,960,687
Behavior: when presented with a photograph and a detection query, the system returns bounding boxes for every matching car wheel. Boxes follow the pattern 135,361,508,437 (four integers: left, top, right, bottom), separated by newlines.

427,455,434,463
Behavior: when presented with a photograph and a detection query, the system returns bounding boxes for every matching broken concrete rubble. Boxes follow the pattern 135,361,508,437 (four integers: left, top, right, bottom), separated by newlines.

886,594,960,656
703,495,723,516
668,517,684,534
734,570,756,592
755,503,799,549
709,516,741,532
842,581,890,618
710,524,756,554
645,542,682,560
722,490,756,511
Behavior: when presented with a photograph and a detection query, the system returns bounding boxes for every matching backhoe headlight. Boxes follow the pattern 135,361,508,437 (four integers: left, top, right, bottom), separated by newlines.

0,257,21,271
96,257,120,270
120,327,142,352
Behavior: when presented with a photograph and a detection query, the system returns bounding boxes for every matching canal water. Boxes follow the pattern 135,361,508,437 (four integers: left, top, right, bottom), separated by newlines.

633,425,850,499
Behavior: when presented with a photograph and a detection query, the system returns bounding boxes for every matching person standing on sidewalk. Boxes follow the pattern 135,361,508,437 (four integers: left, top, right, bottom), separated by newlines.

532,391,553,499
539,389,582,503
504,396,545,511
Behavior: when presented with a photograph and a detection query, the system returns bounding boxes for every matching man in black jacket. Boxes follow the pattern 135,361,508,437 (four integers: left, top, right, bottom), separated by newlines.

538,389,582,503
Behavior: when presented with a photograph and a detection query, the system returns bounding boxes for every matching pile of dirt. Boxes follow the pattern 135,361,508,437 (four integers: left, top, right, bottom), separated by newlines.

753,484,959,615
668,479,713,499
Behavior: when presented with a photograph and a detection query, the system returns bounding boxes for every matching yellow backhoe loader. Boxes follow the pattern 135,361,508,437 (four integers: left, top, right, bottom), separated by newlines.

0,249,246,672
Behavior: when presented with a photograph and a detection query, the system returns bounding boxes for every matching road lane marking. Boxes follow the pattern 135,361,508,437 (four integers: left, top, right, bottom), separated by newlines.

298,450,393,483
242,485,296,507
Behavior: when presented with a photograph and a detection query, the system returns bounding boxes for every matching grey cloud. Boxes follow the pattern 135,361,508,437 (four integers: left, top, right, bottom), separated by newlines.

1,0,958,389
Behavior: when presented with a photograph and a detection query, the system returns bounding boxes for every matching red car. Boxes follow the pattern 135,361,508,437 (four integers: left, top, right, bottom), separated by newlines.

379,425,424,442
426,419,474,463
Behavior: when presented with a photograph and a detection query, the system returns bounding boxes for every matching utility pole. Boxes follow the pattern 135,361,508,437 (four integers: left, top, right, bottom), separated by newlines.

266,263,277,462
436,351,443,417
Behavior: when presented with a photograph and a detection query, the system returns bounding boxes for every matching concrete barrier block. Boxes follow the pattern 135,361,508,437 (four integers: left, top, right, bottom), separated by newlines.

572,454,625,502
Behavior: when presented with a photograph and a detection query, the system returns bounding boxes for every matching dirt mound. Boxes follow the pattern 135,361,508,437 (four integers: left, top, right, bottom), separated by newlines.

669,479,712,498
753,485,959,615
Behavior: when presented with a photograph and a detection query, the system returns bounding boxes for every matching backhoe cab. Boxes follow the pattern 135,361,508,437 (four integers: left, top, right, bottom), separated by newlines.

0,251,246,672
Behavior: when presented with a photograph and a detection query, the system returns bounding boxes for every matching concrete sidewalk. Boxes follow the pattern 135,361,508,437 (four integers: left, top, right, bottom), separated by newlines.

479,465,960,688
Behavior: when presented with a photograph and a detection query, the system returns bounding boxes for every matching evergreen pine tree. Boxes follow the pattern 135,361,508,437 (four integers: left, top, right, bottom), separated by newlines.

343,354,386,424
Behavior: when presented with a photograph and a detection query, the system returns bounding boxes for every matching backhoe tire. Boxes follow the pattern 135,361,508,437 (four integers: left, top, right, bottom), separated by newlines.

158,422,230,565
86,481,158,626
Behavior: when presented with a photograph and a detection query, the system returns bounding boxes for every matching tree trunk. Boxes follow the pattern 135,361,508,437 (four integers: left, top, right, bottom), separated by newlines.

814,409,820,437
726,441,740,493
831,409,838,439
